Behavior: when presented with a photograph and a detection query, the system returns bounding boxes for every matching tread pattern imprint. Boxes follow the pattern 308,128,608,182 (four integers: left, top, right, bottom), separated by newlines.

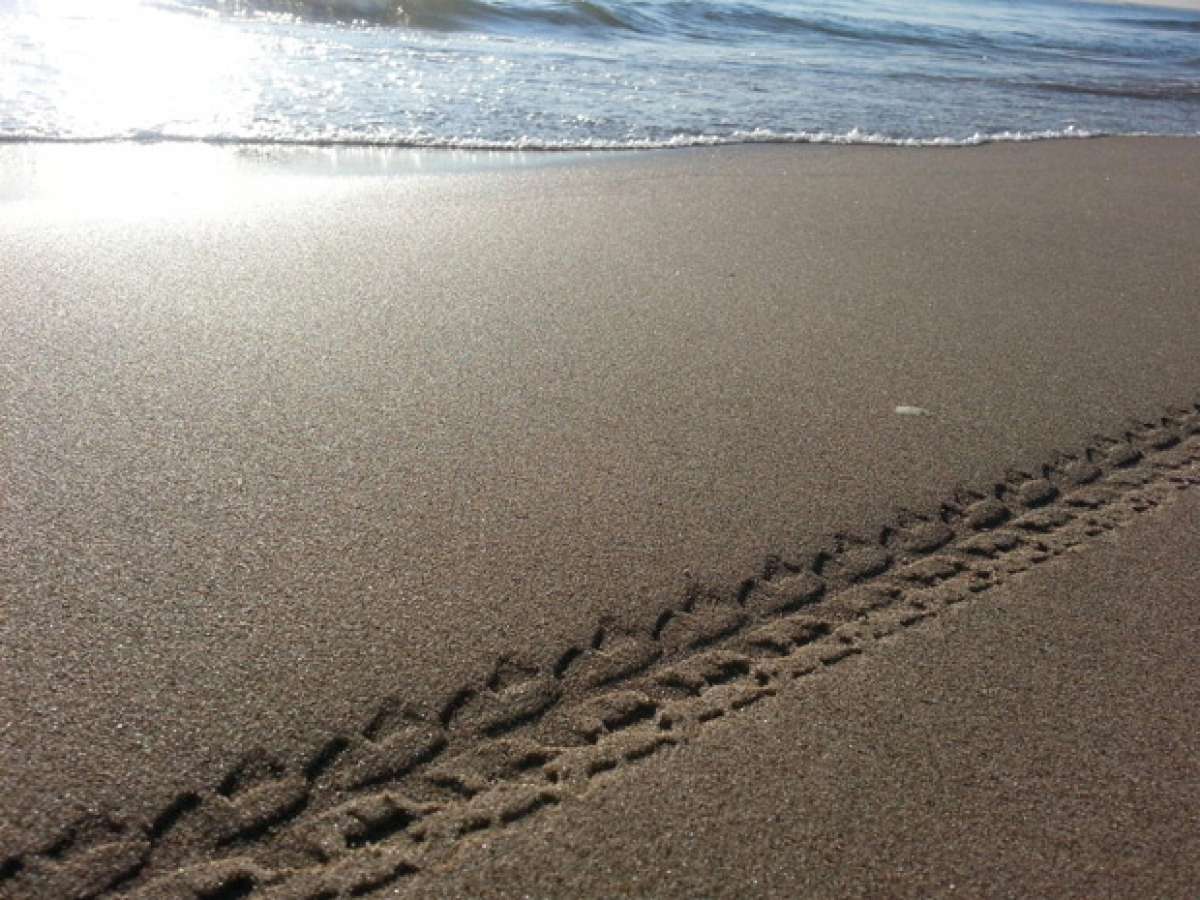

4,406,1200,899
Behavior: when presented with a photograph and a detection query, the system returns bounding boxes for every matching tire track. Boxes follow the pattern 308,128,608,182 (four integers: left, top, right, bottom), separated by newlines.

3,406,1200,899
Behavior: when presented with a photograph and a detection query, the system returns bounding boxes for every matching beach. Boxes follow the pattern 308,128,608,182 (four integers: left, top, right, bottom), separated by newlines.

2,136,1199,896
419,487,1200,899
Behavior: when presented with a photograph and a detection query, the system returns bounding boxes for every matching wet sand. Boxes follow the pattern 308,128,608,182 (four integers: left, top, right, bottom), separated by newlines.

1,137,1199,895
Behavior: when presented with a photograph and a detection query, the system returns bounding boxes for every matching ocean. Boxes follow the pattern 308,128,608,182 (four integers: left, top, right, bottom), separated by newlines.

1,0,1198,149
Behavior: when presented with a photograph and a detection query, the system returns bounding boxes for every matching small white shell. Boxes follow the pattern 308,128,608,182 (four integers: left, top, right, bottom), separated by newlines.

894,405,931,416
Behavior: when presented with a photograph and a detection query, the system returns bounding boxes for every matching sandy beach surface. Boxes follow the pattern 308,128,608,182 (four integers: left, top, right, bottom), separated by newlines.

420,487,1200,899
2,136,1199,897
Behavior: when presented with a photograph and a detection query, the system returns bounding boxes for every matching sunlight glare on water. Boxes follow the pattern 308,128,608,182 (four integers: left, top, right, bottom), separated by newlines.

1,0,1198,148
9,0,261,141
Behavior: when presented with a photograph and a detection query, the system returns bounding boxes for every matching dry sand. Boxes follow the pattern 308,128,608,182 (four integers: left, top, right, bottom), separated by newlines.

1,136,1199,896
420,487,1200,899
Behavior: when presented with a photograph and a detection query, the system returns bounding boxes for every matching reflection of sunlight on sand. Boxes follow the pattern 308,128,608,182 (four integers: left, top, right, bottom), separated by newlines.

0,142,592,222
0,144,325,221
35,0,259,142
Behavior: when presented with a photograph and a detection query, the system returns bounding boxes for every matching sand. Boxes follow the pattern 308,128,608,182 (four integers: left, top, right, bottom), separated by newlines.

416,485,1200,899
1,136,1199,896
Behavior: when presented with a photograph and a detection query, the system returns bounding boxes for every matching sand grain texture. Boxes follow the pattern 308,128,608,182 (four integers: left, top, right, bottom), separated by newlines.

422,489,1200,899
1,137,1199,896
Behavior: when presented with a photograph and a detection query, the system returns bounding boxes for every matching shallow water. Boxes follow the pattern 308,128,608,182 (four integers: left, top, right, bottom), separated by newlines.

1,0,1198,148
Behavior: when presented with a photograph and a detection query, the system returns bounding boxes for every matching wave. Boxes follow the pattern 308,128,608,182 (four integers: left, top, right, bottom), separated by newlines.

0,125,1130,151
148,0,1200,83
396,0,643,33
147,0,1200,83
165,0,646,30
147,0,378,22
165,0,402,23
896,71,1200,104
148,0,1078,54
1029,80,1200,103
1107,16,1200,34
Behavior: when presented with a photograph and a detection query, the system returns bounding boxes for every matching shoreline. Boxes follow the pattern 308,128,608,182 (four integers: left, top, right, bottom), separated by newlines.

3,130,1197,169
0,125,1149,152
3,135,1200,895
6,132,1200,212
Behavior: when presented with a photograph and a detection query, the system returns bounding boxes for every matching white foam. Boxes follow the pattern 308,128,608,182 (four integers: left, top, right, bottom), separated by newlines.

0,124,1128,152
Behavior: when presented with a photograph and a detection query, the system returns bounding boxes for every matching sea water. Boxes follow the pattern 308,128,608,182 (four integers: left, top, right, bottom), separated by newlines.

1,0,1198,149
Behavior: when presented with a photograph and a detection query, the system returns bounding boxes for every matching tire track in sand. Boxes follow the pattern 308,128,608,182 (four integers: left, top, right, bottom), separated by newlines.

3,406,1200,898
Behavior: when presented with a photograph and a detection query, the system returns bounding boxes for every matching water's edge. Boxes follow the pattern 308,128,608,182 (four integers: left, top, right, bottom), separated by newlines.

0,125,1152,152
